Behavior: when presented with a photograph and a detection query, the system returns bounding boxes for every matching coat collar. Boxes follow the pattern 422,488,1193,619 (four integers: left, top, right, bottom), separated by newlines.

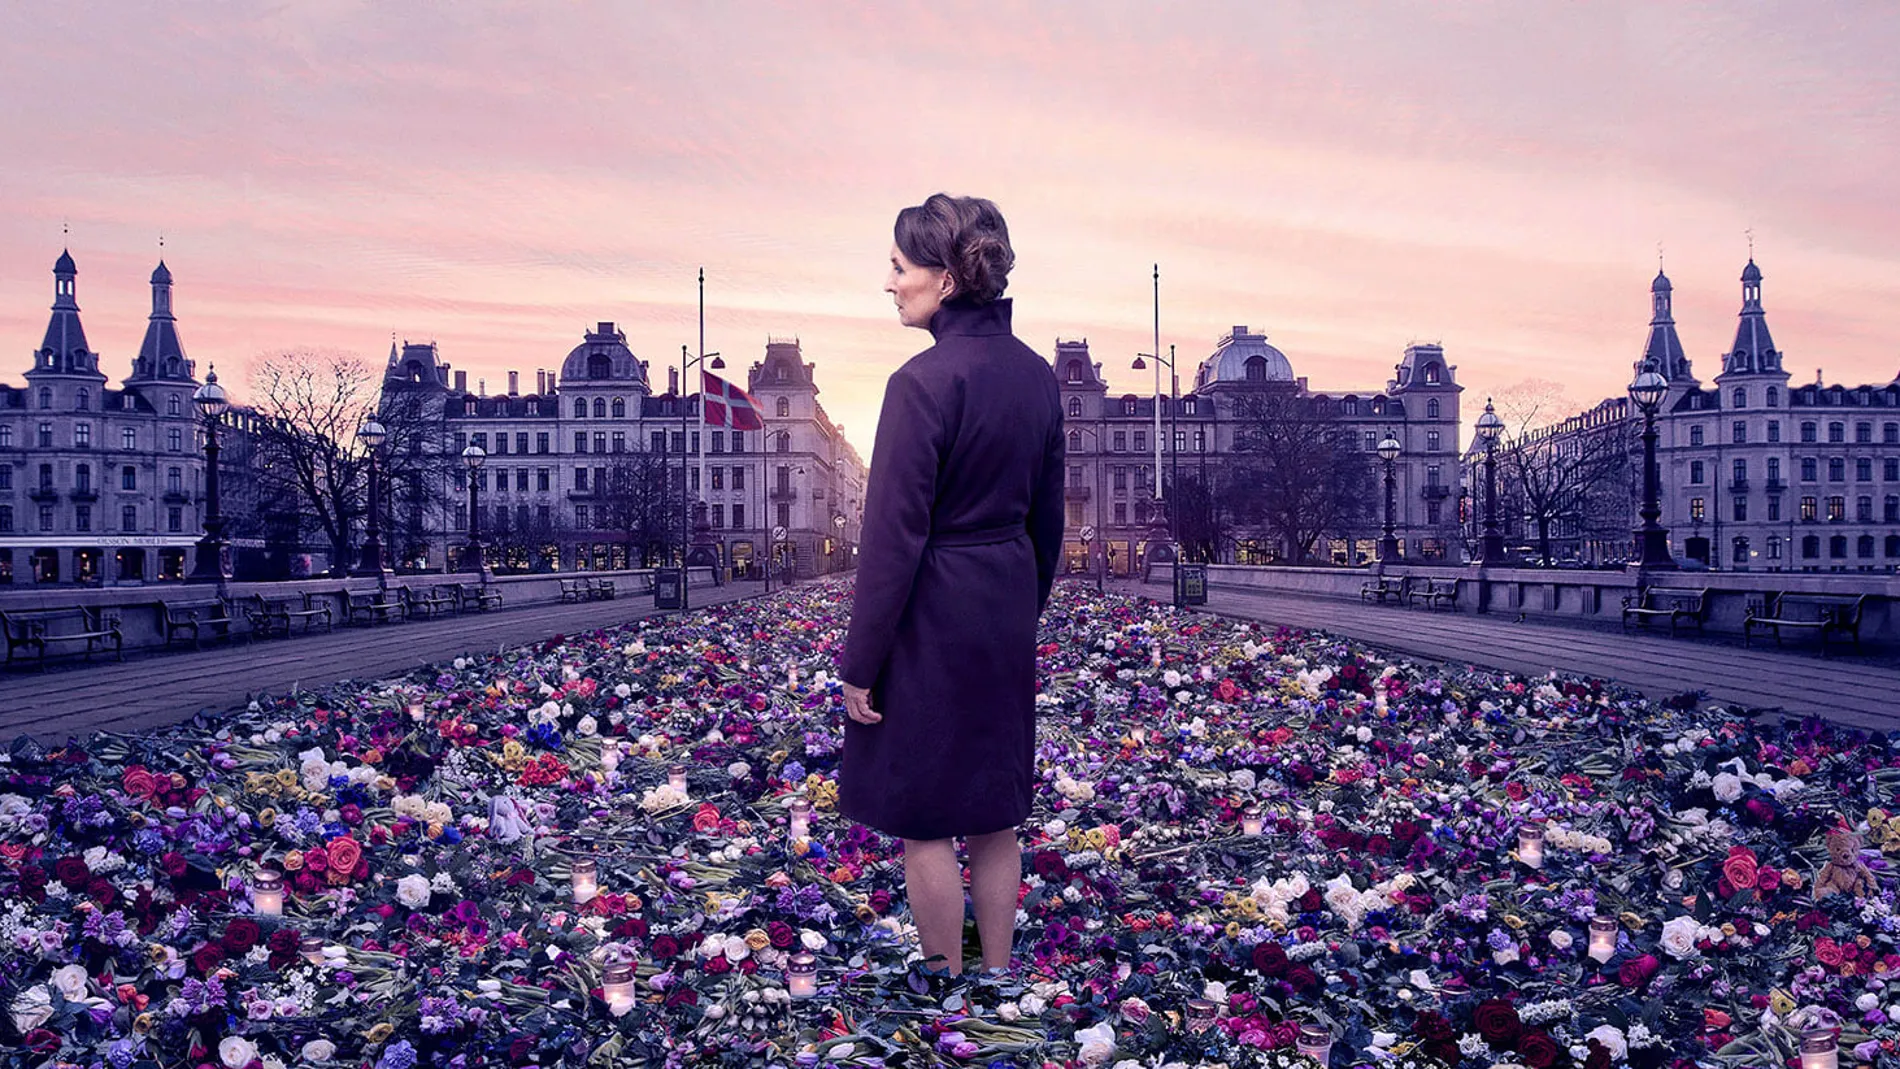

928,297,1013,340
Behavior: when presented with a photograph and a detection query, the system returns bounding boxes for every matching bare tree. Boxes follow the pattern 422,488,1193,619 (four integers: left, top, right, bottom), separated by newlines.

596,449,688,568
1168,470,1229,564
1492,380,1633,565
485,506,568,573
1225,389,1378,563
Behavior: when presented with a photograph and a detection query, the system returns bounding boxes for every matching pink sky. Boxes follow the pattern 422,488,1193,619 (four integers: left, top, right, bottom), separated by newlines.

3,2,1897,455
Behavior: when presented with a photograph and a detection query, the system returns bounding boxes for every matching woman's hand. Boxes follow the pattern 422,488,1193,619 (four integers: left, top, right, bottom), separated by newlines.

842,682,882,725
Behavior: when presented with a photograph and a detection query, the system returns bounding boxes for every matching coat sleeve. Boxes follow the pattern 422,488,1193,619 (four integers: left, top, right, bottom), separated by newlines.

840,369,944,690
1028,401,1066,617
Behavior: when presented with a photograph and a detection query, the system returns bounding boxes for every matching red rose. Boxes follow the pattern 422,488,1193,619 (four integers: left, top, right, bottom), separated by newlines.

767,921,796,949
223,919,261,955
1618,953,1660,990
1414,1012,1455,1043
703,954,731,974
1585,1039,1612,1069
868,889,893,914
1251,942,1289,977
85,876,118,907
22,1029,60,1053
507,1036,537,1066
324,836,364,883
160,852,189,881
17,866,47,903
54,856,91,891
1756,866,1781,892
1473,998,1523,1048
267,929,300,955
190,942,225,974
1285,964,1321,995
650,935,680,959
1720,847,1758,893
1518,1030,1562,1069
303,846,329,873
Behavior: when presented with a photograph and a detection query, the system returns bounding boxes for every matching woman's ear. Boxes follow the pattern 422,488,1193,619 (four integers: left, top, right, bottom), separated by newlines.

940,273,955,298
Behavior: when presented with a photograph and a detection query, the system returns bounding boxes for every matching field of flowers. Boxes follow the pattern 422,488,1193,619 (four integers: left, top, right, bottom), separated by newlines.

1,578,1895,1069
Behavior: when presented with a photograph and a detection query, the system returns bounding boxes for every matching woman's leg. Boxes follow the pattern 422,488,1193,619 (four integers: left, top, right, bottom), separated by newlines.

902,836,965,975
964,827,1020,972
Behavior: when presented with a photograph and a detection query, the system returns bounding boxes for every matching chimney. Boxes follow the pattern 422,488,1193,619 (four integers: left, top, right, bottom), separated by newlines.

508,371,519,396
478,378,486,397
454,370,467,392
535,370,544,395
669,367,679,394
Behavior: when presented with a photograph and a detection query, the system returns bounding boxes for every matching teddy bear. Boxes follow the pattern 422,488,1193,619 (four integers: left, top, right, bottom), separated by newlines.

1813,824,1877,901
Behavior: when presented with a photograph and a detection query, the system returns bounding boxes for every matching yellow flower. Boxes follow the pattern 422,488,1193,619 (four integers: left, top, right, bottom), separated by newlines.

1224,921,1242,939
257,808,278,829
274,769,299,790
1501,914,1526,930
1769,990,1796,1017
497,739,528,772
1085,828,1108,851
1618,911,1644,932
744,929,771,952
132,1012,155,1035
282,850,305,872
365,1022,395,1044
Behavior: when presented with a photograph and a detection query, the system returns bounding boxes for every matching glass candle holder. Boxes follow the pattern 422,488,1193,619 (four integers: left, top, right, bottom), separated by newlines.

788,797,813,840
668,764,688,792
1587,915,1618,963
570,859,599,904
1296,1022,1333,1065
1799,1029,1839,1069
600,745,619,774
1241,807,1264,836
1185,998,1219,1033
299,935,326,966
1517,821,1546,870
1131,727,1147,746
406,700,425,721
602,960,637,1015
250,869,284,917
787,951,818,999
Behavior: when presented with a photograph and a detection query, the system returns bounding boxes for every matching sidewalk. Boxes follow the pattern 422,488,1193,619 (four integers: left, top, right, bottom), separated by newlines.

1109,578,1896,732
0,581,767,741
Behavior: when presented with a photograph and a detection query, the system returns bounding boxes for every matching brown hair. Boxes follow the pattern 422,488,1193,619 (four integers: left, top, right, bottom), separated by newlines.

893,193,1015,306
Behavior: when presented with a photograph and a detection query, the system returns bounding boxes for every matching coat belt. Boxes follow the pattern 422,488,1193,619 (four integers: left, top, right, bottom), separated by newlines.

927,521,1027,548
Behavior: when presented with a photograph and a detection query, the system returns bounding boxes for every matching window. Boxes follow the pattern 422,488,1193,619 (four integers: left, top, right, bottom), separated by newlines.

1067,397,1082,418
166,395,181,416
1768,495,1782,521
776,503,790,528
1426,464,1442,487
1830,535,1848,559
0,506,9,533
1690,461,1704,484
0,426,8,447
712,505,725,529
776,397,791,418
1828,458,1846,482
1113,502,1128,525
1800,496,1817,521
1343,398,1358,416
472,432,487,450
1364,432,1377,452
1112,467,1127,490
575,468,588,491
1427,431,1441,452
1065,362,1084,384
1690,425,1704,446
593,398,607,418
121,465,136,490
711,432,725,454
730,432,744,454
574,397,587,418
1069,430,1082,452
1766,387,1779,407
1767,535,1781,560
167,506,181,532
1689,497,1705,522
1768,457,1781,483
121,428,136,450
75,505,91,532
39,423,53,447
775,433,790,454
1857,458,1874,481
1123,397,1137,416
1424,365,1442,385
1856,421,1873,444
1112,431,1126,451
167,467,182,493
1801,535,1819,559
1068,464,1083,487
1800,422,1817,443
1732,458,1747,485
1134,431,1146,451
1732,536,1749,565
40,506,54,532
732,466,745,490
1426,399,1440,419
1195,430,1205,452
651,432,665,453
516,432,528,454
166,428,182,452
537,433,549,454
731,504,745,527
1889,535,1900,559
1887,422,1900,444
537,468,550,492
1828,422,1845,444
38,464,53,490
1173,430,1186,453
574,433,587,453
1184,398,1197,415
1427,501,1442,524
38,387,51,409
1827,496,1845,522
515,469,528,492
1732,388,1746,408
612,398,625,418
121,505,137,532
1733,497,1747,522
612,431,625,453
1801,458,1818,482
1889,495,1900,522
712,468,724,490
0,468,8,490
1858,495,1874,522
1767,420,1780,443
1731,421,1745,444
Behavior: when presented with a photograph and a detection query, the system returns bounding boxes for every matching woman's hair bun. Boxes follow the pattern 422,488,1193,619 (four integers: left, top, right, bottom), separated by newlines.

894,194,1015,305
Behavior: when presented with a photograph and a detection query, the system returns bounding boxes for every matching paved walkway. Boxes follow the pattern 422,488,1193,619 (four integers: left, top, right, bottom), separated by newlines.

0,581,770,741
1110,578,1895,732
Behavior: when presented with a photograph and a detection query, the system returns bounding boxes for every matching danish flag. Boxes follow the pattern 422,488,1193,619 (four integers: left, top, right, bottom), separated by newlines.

700,370,764,431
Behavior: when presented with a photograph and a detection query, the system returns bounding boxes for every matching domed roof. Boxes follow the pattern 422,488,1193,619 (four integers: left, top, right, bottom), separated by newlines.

1651,270,1671,293
1195,325,1294,389
1741,259,1762,282
559,321,649,388
54,248,76,274
151,260,173,285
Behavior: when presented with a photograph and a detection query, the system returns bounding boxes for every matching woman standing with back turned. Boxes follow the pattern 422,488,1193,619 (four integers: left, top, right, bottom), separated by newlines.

838,193,1065,978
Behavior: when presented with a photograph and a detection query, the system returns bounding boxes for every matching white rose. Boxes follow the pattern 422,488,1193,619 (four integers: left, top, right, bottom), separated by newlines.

1356,726,1373,743
1162,670,1182,687
1549,929,1573,950
1854,993,1878,1013
722,934,750,962
395,873,432,909
1076,1020,1117,1066
576,715,599,737
48,962,89,1001
1586,1025,1628,1060
799,930,827,951
1711,772,1743,803
9,985,53,1033
1019,992,1047,1016
219,1036,260,1069
727,762,751,779
301,1039,336,1063
997,1001,1021,1022
1659,916,1699,959
1202,980,1229,1004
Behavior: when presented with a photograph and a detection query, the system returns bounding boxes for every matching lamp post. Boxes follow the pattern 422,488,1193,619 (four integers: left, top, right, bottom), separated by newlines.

1475,399,1505,565
1377,429,1402,562
1628,361,1677,570
1131,345,1181,601
461,445,486,573
832,512,846,573
186,366,230,583
1070,424,1108,591
678,335,725,611
354,418,390,578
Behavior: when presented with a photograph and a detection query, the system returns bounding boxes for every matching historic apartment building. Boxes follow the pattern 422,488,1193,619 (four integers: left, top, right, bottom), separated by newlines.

1055,326,1465,572
381,327,866,579
1528,260,1900,572
0,250,220,584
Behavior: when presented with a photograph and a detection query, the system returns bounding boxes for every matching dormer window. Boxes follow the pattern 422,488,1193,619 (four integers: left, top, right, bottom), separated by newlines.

1123,396,1137,416
1343,398,1358,415
1065,361,1084,383
1244,356,1267,382
1067,397,1082,418
1183,397,1196,415
1424,364,1442,385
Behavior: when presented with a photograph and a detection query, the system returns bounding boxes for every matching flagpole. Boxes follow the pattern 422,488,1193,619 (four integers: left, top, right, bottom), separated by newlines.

698,267,708,555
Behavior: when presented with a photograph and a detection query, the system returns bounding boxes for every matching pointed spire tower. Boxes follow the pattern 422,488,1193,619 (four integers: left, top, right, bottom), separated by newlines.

27,248,106,384
1721,259,1783,376
126,258,198,384
1636,265,1695,385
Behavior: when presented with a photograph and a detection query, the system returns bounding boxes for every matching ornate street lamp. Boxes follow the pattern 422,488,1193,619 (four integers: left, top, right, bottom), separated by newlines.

833,512,846,573
1474,399,1505,565
678,322,725,610
354,418,390,578
1377,429,1402,562
461,445,487,573
1132,344,1182,602
1627,361,1676,570
186,366,230,583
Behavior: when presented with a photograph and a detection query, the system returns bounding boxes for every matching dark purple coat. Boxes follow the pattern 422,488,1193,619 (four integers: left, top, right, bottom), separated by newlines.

837,298,1065,841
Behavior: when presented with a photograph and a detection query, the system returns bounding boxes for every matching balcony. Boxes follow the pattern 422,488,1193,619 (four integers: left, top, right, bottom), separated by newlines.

28,487,58,502
1728,479,1748,492
1065,485,1091,501
1421,484,1450,500
769,486,797,501
162,489,192,504
1765,479,1786,493
70,488,98,503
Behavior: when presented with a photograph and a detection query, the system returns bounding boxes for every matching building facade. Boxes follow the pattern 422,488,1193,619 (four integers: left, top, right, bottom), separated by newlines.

0,251,222,584
1525,260,1900,572
382,327,865,578
1054,326,1465,572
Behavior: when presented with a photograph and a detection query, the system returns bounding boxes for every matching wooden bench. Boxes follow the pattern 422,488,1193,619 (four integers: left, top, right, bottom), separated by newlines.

589,577,616,600
448,582,503,613
559,578,588,603
342,587,405,626
1359,575,1409,604
1,606,124,671
1745,593,1868,655
1621,586,1712,636
399,584,459,620
1406,577,1461,611
246,592,334,638
156,598,235,649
